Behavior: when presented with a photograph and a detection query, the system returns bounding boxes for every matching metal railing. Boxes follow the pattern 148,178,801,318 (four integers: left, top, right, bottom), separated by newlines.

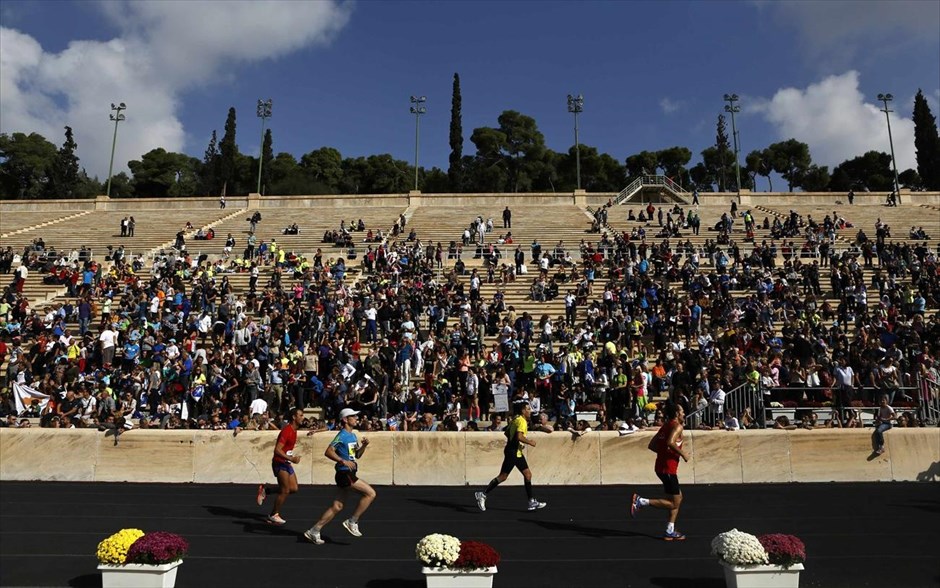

917,374,940,426
685,381,764,429
614,175,690,206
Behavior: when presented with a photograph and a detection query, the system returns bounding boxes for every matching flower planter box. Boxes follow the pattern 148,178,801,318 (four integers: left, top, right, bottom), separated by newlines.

99,560,182,588
720,560,803,588
422,566,497,588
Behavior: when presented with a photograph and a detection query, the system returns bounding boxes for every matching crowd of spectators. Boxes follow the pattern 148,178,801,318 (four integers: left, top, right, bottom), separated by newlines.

1,200,938,440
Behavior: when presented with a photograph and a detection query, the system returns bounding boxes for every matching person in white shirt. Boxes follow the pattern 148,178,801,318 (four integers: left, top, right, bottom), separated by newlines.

871,395,896,454
99,327,118,366
721,409,740,431
249,397,269,417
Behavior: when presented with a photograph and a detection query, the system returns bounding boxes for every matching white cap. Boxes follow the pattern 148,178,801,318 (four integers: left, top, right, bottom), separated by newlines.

339,408,360,419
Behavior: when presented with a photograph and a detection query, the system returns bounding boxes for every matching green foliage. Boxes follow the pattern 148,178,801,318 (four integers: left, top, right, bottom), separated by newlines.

219,107,239,195
745,149,773,192
830,151,893,191
199,130,221,196
0,132,58,199
765,139,811,191
50,126,81,198
800,164,830,192
912,89,940,190
127,148,200,197
624,150,658,179
301,147,343,193
448,73,463,192
898,168,923,190
261,128,274,195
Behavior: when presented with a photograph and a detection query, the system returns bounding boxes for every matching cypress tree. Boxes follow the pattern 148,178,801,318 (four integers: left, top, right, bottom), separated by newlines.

261,128,273,195
51,126,80,198
448,73,463,192
219,107,239,195
912,89,940,190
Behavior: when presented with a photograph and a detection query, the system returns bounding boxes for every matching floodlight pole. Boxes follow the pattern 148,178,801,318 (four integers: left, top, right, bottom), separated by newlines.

878,93,901,205
567,94,584,190
410,96,427,191
106,102,126,197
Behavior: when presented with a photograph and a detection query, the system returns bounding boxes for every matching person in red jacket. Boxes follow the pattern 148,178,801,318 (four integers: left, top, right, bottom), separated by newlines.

630,401,691,540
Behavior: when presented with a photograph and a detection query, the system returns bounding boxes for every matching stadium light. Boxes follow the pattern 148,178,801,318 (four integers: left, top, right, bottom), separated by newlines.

410,96,427,191
106,102,127,198
256,99,273,195
877,93,901,205
723,94,742,203
567,94,584,190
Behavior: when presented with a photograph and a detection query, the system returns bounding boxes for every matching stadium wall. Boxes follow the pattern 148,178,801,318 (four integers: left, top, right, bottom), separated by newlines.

2,191,938,213
2,428,937,485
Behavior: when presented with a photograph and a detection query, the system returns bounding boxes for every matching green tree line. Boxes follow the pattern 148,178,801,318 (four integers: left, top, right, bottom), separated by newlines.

2,87,938,199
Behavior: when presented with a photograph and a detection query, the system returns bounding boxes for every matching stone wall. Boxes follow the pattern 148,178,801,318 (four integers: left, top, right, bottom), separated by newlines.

2,428,937,484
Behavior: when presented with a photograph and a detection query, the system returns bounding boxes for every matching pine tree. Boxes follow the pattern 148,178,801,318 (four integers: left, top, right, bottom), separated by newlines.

912,89,940,190
51,126,80,198
448,73,464,192
219,107,239,196
261,128,273,195
200,130,220,196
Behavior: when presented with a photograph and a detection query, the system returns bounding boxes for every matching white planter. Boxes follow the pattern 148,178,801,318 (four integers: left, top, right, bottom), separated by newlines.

422,566,497,588
99,560,182,588
720,560,803,588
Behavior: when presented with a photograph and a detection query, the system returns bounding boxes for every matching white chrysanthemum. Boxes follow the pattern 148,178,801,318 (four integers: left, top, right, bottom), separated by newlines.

416,533,461,567
711,529,769,566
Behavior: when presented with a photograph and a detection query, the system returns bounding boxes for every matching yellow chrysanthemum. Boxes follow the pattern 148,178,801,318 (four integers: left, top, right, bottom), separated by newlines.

96,528,145,565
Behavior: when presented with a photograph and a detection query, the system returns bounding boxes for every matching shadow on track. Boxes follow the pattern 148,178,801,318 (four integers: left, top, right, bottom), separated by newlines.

518,517,657,539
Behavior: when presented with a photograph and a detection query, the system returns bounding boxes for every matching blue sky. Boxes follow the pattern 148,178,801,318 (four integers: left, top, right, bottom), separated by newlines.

1,0,938,187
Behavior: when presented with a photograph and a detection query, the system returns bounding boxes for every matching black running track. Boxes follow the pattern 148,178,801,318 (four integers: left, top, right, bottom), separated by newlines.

1,482,938,588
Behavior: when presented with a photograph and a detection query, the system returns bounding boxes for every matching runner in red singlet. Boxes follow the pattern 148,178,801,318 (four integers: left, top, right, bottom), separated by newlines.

630,401,690,540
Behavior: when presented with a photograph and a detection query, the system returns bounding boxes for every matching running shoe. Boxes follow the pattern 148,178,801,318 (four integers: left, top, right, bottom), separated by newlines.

475,491,487,512
527,499,547,511
303,528,325,545
342,519,362,537
267,513,287,525
663,530,686,541
256,484,266,506
630,493,640,518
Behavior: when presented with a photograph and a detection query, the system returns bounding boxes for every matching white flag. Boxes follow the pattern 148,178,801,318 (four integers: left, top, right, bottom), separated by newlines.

13,383,51,415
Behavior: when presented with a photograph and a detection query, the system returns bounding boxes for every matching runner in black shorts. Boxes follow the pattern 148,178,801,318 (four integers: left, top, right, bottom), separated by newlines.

630,401,690,540
475,400,547,512
304,409,376,545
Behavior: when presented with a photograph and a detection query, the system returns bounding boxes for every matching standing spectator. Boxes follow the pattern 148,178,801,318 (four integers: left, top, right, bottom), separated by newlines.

503,206,512,229
219,195,226,209
99,324,118,368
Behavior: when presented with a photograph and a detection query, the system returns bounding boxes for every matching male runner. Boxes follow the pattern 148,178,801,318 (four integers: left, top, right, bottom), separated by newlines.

304,408,376,545
264,407,304,525
475,400,547,512
631,401,690,540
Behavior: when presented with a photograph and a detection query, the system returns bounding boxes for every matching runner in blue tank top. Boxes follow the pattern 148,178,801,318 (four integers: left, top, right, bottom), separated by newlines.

304,408,376,545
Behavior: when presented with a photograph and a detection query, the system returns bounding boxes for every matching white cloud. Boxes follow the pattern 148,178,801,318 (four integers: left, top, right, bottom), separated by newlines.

760,1,940,69
659,97,682,115
0,1,351,181
753,71,916,171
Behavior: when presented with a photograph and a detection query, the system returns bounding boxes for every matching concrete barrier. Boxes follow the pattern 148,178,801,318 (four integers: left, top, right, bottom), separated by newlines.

1,428,937,484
